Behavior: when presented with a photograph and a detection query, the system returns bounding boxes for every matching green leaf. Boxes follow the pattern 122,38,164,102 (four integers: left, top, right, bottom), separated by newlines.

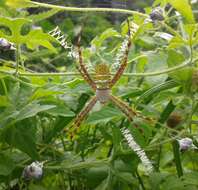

91,28,120,48
1,119,39,159
87,106,123,124
29,184,47,190
0,96,10,107
15,102,56,122
30,88,64,101
28,9,61,22
167,0,195,23
46,104,75,117
5,0,34,9
167,50,193,83
0,17,57,52
0,153,15,176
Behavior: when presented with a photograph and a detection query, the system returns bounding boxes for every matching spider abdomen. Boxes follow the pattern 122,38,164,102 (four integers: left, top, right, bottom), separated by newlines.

96,88,111,104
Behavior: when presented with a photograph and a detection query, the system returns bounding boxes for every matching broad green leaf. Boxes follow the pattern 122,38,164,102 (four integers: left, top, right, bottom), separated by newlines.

0,153,15,176
167,50,193,83
167,0,195,23
87,106,123,124
15,102,56,122
30,88,64,101
1,119,39,159
91,28,120,48
46,104,75,117
0,17,57,52
183,172,198,186
44,116,73,143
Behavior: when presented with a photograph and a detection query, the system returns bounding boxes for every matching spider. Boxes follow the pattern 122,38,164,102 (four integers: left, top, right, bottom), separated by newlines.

49,21,154,173
50,21,153,138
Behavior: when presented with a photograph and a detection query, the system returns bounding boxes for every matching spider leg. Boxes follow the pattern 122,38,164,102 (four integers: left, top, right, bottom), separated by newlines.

68,96,97,139
110,95,136,122
109,20,132,88
110,95,154,123
76,36,97,91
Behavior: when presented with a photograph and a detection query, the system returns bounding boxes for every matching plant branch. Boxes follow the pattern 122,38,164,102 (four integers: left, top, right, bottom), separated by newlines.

1,58,197,78
31,1,148,17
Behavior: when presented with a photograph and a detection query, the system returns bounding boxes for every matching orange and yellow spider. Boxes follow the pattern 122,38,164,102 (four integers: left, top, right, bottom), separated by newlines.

72,22,155,135
50,21,152,137
49,21,154,173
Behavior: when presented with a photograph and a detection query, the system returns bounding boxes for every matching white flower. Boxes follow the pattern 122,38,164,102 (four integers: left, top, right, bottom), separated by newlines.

178,137,197,151
22,161,44,180
121,127,153,173
0,38,15,50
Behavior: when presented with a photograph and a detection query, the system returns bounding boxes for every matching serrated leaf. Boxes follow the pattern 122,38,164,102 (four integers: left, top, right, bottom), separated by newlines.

0,17,57,52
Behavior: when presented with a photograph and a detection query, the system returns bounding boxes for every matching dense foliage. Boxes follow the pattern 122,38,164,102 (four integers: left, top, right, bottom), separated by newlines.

0,0,198,189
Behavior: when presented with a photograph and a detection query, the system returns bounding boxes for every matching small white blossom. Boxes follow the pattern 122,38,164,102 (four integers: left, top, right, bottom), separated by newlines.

0,38,15,50
178,137,197,151
121,128,153,173
22,161,44,180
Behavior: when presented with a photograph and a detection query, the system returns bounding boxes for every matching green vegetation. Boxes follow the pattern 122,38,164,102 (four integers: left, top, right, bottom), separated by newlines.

0,0,198,189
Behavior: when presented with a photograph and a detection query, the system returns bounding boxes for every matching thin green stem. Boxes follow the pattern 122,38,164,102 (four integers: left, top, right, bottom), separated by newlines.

31,1,148,17
15,44,21,75
1,58,196,78
0,79,8,97
136,170,146,190
172,140,183,177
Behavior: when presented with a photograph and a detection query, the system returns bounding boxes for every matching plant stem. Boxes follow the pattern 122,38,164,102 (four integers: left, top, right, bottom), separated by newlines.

1,58,196,77
15,44,20,75
172,140,183,177
31,1,148,17
0,79,8,97
136,170,146,190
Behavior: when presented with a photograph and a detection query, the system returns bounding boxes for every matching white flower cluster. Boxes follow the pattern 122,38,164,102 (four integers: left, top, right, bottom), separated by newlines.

178,137,197,151
113,22,139,70
49,26,71,49
22,161,43,180
121,127,153,173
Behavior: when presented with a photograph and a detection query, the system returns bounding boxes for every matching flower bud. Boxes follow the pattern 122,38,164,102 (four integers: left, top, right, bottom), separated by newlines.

150,7,164,21
167,113,182,128
0,38,15,50
22,161,43,180
178,138,193,151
